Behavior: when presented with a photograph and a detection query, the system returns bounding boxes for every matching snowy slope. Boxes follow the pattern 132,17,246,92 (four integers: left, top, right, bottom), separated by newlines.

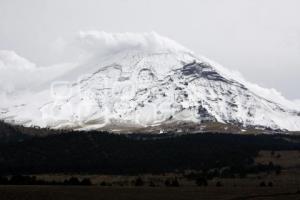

1,32,300,132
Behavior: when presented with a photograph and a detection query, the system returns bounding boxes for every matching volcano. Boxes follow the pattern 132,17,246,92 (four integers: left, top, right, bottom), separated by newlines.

1,32,300,133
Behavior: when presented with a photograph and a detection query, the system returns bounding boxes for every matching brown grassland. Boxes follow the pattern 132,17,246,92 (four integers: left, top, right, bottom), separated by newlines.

0,150,300,200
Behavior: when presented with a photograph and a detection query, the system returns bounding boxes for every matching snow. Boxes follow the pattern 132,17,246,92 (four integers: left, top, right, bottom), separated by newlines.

1,31,300,132
198,56,300,112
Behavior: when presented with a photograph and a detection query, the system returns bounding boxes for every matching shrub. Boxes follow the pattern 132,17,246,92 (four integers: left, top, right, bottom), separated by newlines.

171,178,180,187
165,178,180,187
259,181,266,187
81,178,92,185
195,177,208,186
216,181,223,187
275,167,282,175
268,181,273,187
100,181,107,186
165,179,171,187
134,177,144,186
149,181,156,187
0,176,9,185
64,177,80,185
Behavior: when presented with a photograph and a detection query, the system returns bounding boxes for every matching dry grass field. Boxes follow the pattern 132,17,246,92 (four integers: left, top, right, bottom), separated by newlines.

0,185,299,200
1,150,300,200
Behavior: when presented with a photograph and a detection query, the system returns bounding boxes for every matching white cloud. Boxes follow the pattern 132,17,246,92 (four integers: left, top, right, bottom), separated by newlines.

0,50,36,70
0,50,76,94
75,31,191,58
0,50,37,93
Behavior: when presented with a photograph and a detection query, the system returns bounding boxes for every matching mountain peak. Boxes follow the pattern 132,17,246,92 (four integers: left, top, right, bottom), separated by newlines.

1,32,300,132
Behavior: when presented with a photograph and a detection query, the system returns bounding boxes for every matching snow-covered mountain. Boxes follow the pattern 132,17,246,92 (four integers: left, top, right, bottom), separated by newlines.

1,32,300,132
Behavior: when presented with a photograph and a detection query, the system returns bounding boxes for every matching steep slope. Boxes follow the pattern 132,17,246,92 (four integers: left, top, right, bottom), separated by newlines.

1,32,300,132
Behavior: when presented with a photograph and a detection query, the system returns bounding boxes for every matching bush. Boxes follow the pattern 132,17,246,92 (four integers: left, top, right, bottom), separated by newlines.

216,181,223,187
271,151,275,156
134,177,144,186
10,175,37,185
259,181,266,187
195,177,208,186
64,177,80,185
100,181,107,186
276,154,281,158
149,181,156,187
81,178,92,185
0,175,94,186
275,167,282,175
165,179,171,187
0,176,9,185
171,178,180,187
268,181,273,187
165,178,180,187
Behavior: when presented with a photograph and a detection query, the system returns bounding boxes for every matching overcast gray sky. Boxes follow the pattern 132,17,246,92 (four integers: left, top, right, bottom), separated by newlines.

0,0,299,99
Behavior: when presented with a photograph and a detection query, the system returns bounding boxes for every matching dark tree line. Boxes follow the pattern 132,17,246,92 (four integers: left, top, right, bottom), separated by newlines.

0,120,299,175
